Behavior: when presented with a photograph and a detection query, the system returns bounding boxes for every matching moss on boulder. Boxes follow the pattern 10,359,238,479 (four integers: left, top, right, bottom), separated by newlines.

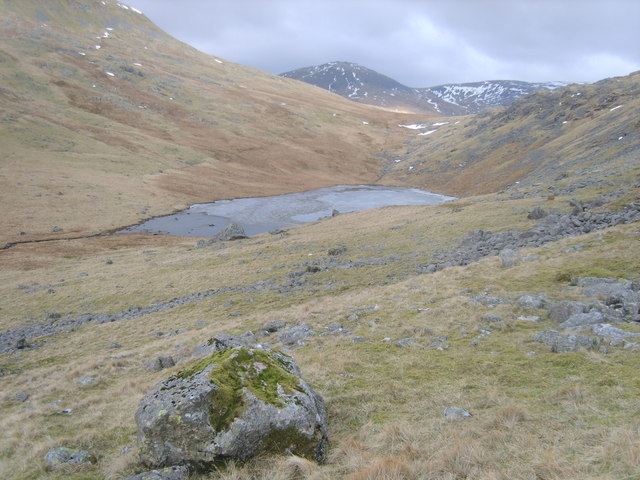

135,346,328,470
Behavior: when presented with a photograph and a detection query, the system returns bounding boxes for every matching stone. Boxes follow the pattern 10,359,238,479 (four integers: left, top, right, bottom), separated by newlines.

527,207,547,220
78,376,97,386
135,346,328,469
499,248,521,268
123,466,190,480
263,320,286,333
533,330,599,352
480,314,502,323
152,356,176,371
44,447,94,467
591,323,640,340
547,300,590,323
558,311,614,330
517,294,546,311
395,338,416,348
444,406,472,419
279,324,315,346
15,393,29,402
209,223,247,242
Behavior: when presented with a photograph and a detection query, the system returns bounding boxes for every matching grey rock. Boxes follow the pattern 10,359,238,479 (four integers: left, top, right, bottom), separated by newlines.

44,447,94,467
122,465,190,480
263,320,286,333
395,338,416,348
472,294,511,307
480,314,502,323
517,316,541,323
444,406,472,419
533,329,599,352
152,356,175,371
527,207,547,220
279,324,315,346
547,300,590,323
78,376,97,386
517,294,546,311
558,311,618,330
591,323,640,340
499,248,521,268
209,223,247,242
429,337,449,350
15,393,29,402
135,346,328,469
327,246,346,256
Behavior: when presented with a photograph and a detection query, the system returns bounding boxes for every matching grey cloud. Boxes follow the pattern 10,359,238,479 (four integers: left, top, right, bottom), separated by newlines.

130,0,640,87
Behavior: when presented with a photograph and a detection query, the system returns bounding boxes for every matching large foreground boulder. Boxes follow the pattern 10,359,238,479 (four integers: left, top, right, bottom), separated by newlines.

135,346,328,470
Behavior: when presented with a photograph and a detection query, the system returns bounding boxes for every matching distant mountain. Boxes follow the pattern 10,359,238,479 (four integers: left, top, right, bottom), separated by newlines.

281,62,568,115
281,61,460,115
418,80,569,114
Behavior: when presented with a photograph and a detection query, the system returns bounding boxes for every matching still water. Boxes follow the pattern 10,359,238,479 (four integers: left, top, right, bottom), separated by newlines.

120,185,455,237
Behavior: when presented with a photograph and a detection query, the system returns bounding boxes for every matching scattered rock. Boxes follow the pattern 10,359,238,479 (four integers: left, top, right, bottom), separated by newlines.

480,314,502,323
547,300,590,323
263,320,286,333
135,346,328,469
122,465,190,480
591,323,640,340
395,338,416,348
151,356,175,371
327,245,346,256
279,324,315,346
428,336,449,350
558,311,619,330
533,330,599,352
527,207,547,220
517,294,546,311
517,316,541,323
44,447,94,467
444,406,472,419
78,376,97,386
15,393,29,402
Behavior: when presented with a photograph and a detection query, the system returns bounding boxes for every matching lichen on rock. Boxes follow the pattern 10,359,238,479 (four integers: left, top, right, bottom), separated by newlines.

135,346,328,470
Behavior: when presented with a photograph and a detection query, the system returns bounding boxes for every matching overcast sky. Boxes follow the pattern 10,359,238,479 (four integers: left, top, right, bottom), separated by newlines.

128,0,640,87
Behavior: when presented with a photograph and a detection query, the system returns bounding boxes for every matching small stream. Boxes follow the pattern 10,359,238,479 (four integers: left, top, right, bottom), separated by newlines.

119,185,455,237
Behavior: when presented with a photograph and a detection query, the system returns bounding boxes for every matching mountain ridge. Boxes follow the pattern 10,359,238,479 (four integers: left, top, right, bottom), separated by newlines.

281,61,568,114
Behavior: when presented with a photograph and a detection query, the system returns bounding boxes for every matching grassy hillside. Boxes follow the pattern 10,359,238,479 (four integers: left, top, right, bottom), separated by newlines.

0,0,413,245
1,2,639,480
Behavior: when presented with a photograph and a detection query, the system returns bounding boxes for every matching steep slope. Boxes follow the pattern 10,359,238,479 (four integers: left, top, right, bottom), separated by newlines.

281,62,567,115
384,71,640,197
0,1,406,245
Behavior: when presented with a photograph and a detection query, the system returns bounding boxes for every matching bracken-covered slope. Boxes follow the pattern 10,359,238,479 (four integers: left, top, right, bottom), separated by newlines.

0,0,408,245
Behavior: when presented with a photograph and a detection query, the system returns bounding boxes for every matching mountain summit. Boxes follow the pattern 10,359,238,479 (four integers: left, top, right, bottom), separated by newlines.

282,62,567,115
282,61,454,114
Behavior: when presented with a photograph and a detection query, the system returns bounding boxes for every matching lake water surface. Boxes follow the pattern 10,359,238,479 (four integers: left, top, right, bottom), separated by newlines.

120,185,455,237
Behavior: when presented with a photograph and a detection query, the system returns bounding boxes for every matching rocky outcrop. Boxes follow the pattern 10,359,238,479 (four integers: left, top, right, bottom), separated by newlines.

419,201,640,273
135,346,328,470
